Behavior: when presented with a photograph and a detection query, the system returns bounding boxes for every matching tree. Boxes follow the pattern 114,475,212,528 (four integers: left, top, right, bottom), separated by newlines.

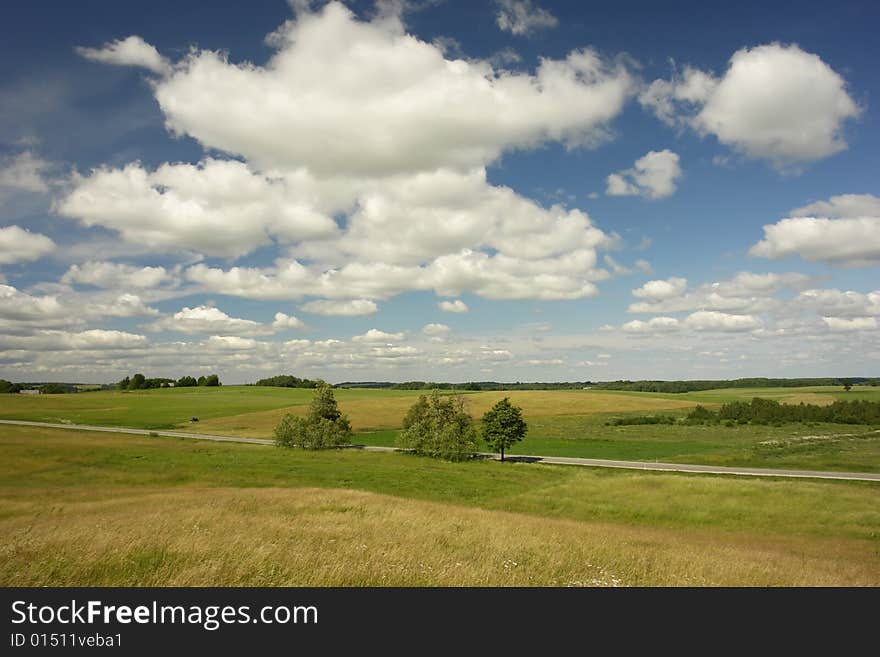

177,376,197,387
119,376,130,390
274,383,352,449
481,397,527,462
197,375,207,386
205,373,221,387
0,379,21,394
843,381,852,392
128,373,146,390
396,390,477,461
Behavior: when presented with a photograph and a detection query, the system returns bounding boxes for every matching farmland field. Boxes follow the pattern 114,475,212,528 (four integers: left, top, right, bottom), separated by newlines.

1,425,877,586
2,385,879,472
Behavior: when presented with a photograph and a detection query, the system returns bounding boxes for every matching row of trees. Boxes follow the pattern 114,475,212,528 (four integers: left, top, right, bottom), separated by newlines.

118,373,220,390
274,386,528,461
254,374,322,388
388,381,592,391
0,380,76,394
595,378,874,393
687,398,880,425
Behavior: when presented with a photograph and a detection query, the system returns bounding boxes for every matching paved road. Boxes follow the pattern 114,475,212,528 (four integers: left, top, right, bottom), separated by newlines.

2,418,879,482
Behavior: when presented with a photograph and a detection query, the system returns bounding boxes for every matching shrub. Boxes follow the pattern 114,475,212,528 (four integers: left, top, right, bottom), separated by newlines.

274,384,352,449
397,390,476,461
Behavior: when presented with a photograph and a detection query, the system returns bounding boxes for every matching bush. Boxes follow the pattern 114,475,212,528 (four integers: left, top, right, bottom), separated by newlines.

397,390,476,461
609,415,676,426
274,384,351,449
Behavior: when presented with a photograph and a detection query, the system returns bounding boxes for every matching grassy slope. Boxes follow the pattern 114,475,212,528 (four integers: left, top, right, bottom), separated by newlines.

2,385,879,471
1,426,878,586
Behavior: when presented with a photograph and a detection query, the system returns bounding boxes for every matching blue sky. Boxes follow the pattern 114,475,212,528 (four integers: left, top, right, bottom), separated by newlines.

0,0,878,383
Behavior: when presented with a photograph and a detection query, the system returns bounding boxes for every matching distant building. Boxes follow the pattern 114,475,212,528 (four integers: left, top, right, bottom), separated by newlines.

19,389,41,395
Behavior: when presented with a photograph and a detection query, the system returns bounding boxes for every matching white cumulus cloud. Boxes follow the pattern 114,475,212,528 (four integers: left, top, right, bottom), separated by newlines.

61,261,174,289
622,317,680,333
0,152,53,194
154,3,631,176
606,150,681,199
641,44,860,168
438,299,468,313
352,329,405,343
0,226,55,264
146,305,281,336
75,36,170,75
632,277,688,301
684,311,762,332
422,323,451,336
300,299,378,316
822,316,877,332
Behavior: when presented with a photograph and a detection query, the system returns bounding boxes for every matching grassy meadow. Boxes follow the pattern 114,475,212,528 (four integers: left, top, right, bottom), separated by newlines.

2,384,878,472
1,425,878,586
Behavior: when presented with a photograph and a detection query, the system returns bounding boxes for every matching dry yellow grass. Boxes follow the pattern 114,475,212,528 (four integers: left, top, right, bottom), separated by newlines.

2,486,875,587
190,390,699,436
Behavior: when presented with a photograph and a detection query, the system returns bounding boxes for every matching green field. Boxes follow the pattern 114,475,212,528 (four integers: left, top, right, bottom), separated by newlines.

1,426,878,586
2,385,878,472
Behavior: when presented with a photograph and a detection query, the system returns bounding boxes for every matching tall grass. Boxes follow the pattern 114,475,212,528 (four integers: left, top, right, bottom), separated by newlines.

1,426,878,586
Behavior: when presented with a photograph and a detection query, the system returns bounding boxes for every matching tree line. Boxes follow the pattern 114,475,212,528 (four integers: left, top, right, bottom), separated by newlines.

254,374,322,388
117,373,221,390
0,380,79,394
334,380,594,390
594,378,877,393
687,398,880,425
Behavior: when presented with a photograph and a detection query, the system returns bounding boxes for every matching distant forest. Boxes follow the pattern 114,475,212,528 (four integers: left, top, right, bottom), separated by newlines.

592,377,878,393
687,398,880,425
2,375,877,394
254,375,322,388
333,377,878,392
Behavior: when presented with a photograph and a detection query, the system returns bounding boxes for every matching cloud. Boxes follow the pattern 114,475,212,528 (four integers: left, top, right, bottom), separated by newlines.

629,271,810,314
494,0,558,36
352,328,405,343
422,323,451,336
93,293,160,318
300,299,378,316
438,299,468,313
271,312,306,331
0,151,53,194
204,335,259,351
75,36,170,75
790,194,880,219
684,310,762,332
145,305,283,336
0,328,148,352
632,277,688,301
61,261,174,289
622,317,680,333
641,44,860,167
0,225,55,264
822,316,877,332
59,5,625,307
0,284,66,324
57,159,339,258
749,193,880,267
606,150,681,199
795,289,880,319
154,2,631,176
749,217,880,267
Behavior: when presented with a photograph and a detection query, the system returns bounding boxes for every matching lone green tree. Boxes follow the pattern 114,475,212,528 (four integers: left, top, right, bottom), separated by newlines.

274,383,352,449
396,390,476,461
481,397,527,461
